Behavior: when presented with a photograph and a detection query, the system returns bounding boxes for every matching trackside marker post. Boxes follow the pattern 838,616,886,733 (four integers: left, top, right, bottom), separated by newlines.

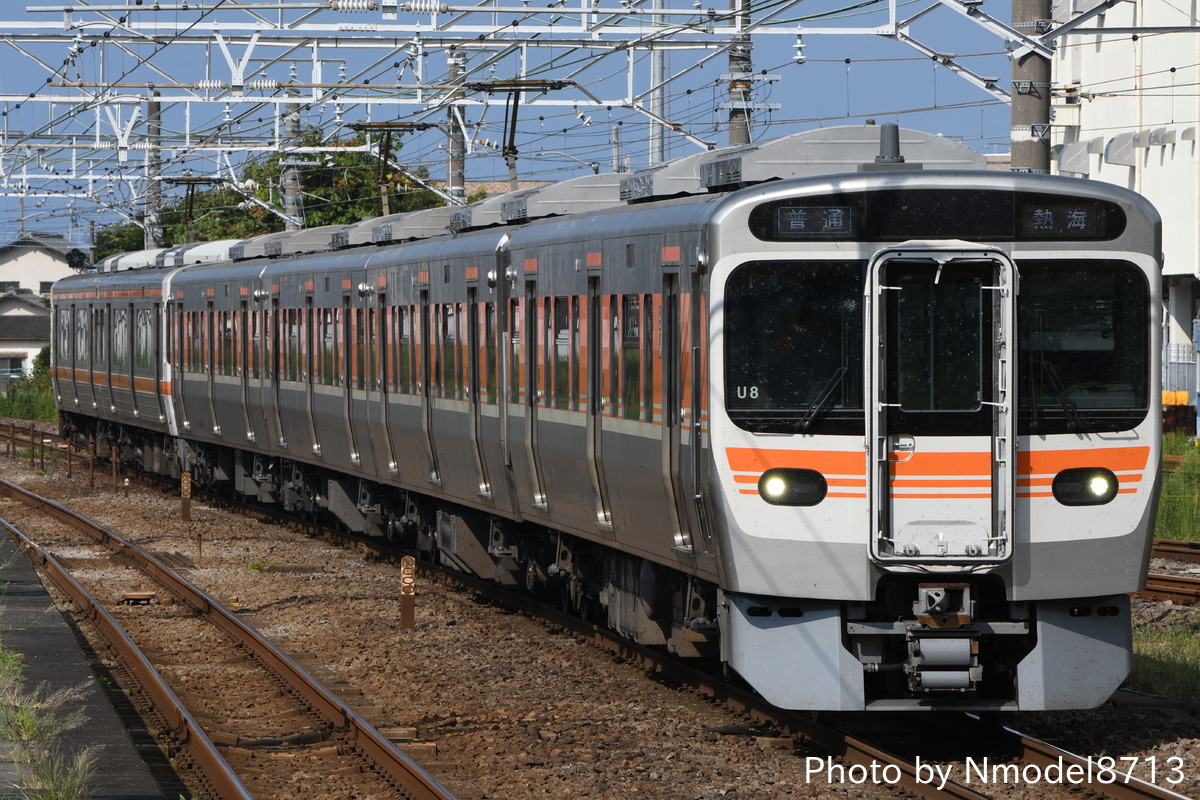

400,555,416,630
181,471,192,523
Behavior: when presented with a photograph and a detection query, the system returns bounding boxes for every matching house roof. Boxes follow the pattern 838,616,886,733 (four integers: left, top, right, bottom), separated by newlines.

0,232,90,270
0,291,50,317
0,315,50,341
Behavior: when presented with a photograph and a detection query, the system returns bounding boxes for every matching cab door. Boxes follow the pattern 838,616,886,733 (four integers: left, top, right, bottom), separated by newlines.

866,247,1015,566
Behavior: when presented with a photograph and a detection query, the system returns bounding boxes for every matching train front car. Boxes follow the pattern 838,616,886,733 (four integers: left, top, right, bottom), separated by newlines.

709,172,1161,711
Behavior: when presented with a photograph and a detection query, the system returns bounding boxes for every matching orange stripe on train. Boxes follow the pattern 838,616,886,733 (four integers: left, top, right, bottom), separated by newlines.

726,448,865,475
1018,446,1150,474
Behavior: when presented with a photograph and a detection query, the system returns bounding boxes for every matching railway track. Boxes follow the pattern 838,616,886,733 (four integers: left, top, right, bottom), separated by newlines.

434,557,1193,800
1,430,1195,799
0,477,456,800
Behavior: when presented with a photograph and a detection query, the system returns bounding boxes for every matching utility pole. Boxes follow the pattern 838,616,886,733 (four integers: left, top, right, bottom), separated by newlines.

727,0,753,147
1010,0,1052,173
649,0,665,164
282,99,303,230
447,50,467,204
144,91,163,249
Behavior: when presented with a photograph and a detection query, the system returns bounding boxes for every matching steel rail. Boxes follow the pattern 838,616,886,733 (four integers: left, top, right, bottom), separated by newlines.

0,517,254,800
427,566,996,800
1138,573,1200,605
991,721,1195,800
1152,538,1200,564
0,478,458,800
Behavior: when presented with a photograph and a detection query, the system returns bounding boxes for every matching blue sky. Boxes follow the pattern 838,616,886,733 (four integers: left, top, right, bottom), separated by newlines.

0,0,1017,246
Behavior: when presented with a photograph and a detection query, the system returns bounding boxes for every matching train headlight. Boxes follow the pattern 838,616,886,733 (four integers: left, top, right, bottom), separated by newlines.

756,468,828,506
1051,467,1119,506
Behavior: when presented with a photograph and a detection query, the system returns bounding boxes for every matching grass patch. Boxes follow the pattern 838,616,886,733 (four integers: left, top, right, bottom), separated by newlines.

1156,433,1200,543
18,744,99,800
1129,614,1200,706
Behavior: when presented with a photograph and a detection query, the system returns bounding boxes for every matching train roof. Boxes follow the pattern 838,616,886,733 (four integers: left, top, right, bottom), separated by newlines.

93,122,988,271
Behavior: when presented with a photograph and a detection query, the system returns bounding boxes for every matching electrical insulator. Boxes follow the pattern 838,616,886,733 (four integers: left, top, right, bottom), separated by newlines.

403,0,450,12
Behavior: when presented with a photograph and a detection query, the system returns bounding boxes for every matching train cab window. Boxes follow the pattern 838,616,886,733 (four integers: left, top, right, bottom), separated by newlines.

724,261,865,435
1017,260,1148,434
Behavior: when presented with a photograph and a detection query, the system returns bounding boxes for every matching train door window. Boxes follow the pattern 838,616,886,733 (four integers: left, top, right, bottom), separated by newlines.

397,306,412,394
75,308,89,367
303,304,313,383
482,302,496,405
191,311,202,373
456,302,468,400
236,304,247,377
266,304,276,381
136,308,155,372
889,262,986,413
204,305,214,374
213,310,223,375
357,306,371,391
437,303,457,399
603,296,617,417
509,297,523,403
622,295,642,420
318,309,333,385
466,292,479,402
527,290,539,407
377,300,388,392
647,293,659,423
223,310,235,377
358,306,368,389
573,295,584,412
93,307,107,366
540,297,552,409
333,306,345,388
369,306,379,390
112,308,129,369
250,309,261,380
434,303,448,398
552,297,571,410
289,307,299,383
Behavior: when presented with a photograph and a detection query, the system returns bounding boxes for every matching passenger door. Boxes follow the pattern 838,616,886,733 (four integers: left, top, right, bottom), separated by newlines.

866,248,1015,566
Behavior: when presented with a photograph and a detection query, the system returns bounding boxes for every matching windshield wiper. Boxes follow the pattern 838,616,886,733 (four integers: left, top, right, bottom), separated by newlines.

797,366,848,433
1036,358,1084,432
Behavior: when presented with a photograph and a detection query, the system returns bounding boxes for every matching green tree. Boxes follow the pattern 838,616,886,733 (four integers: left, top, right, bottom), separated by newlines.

95,131,445,256
94,222,146,262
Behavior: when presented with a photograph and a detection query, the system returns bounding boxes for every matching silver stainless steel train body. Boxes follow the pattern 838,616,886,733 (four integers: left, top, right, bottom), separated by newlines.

51,125,1162,711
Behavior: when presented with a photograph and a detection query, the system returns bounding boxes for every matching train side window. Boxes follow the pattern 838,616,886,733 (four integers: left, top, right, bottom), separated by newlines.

622,295,642,420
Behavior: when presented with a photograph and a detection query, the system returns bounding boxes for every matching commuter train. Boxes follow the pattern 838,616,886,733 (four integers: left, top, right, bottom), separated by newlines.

51,124,1162,710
